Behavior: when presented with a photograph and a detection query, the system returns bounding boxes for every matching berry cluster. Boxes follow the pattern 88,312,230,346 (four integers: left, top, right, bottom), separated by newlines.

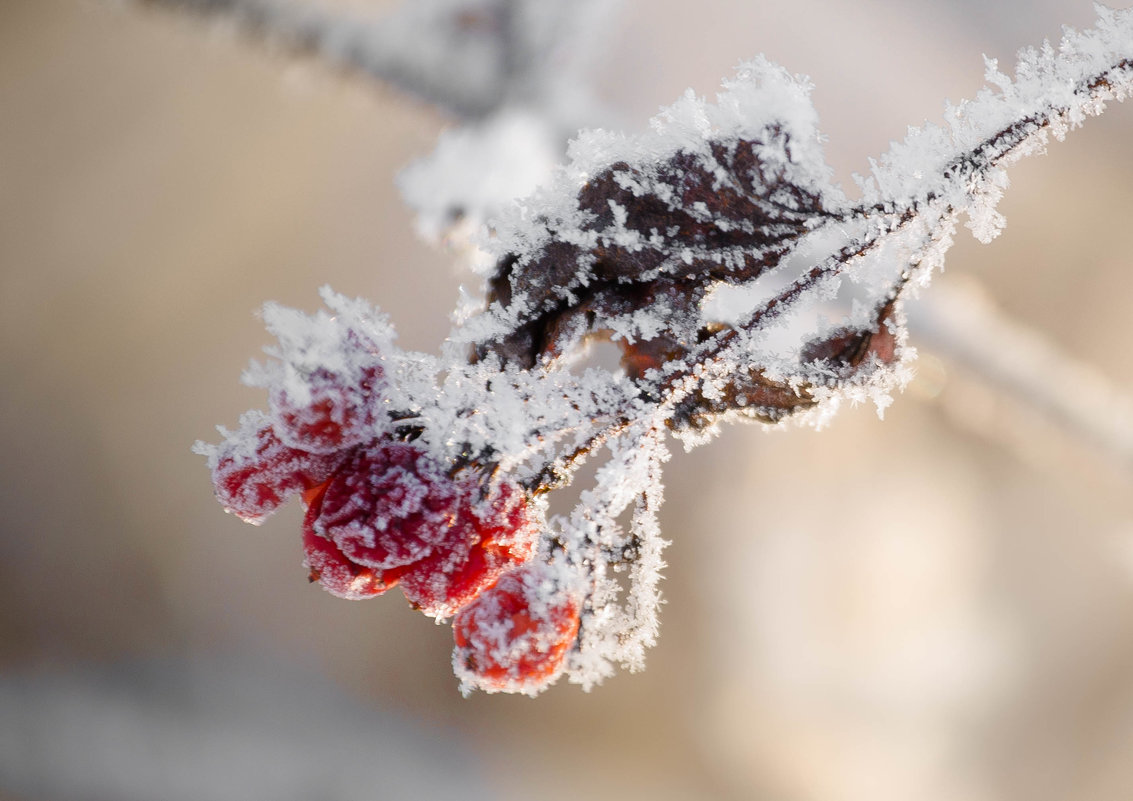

199,308,579,693
303,443,538,619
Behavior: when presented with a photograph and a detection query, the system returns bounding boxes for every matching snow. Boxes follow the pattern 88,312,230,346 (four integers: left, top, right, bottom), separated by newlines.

398,109,560,246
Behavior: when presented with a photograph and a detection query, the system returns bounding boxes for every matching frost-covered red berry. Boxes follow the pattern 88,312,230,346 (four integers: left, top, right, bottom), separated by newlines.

270,362,384,454
452,563,581,694
256,297,391,454
203,411,343,524
399,482,538,618
313,442,540,617
314,442,460,569
301,481,398,600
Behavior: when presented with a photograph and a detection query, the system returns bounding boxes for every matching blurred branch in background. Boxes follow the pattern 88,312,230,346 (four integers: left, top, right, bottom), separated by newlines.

911,278,1133,472
131,0,614,127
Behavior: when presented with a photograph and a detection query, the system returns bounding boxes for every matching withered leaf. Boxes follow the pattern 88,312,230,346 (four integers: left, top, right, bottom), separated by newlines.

479,127,836,368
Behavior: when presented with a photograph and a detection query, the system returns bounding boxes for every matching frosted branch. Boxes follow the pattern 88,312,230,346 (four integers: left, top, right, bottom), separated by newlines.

192,6,1133,693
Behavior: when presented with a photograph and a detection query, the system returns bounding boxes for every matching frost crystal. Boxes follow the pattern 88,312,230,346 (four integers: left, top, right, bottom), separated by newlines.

198,6,1133,694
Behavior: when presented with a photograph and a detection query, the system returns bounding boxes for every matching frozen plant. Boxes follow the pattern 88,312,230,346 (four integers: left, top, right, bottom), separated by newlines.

183,0,1133,695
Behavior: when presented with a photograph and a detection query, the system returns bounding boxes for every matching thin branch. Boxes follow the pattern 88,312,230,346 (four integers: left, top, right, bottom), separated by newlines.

943,58,1133,186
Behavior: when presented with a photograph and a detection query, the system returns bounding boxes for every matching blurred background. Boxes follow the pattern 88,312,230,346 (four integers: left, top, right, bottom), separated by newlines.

2,1,1132,799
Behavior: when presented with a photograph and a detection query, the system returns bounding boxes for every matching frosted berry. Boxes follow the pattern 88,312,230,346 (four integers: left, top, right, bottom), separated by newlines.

399,482,538,618
452,563,581,694
315,443,459,570
270,363,384,454
208,413,343,524
301,481,398,600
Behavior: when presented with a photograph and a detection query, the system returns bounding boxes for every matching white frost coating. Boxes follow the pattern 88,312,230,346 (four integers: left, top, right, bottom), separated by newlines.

861,4,1133,232
201,6,1133,695
562,423,671,688
246,290,393,401
398,110,560,246
480,56,840,265
192,409,275,498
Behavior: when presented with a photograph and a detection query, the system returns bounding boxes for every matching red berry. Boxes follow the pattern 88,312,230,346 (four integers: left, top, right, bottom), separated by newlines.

271,363,384,454
452,563,581,694
209,414,342,524
315,443,459,570
301,482,398,600
400,482,538,618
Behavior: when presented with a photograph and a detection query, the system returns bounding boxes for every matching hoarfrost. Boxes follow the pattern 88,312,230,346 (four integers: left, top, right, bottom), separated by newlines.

199,4,1133,694
398,110,559,246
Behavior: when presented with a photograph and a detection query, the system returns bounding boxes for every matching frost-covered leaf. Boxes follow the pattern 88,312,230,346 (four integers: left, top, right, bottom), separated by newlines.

474,59,844,369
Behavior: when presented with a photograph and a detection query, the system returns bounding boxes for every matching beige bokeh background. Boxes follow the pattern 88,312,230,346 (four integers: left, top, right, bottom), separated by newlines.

2,1,1133,799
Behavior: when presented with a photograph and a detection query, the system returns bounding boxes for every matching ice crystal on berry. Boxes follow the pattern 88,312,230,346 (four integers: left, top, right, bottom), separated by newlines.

315,443,459,571
303,485,399,601
201,411,344,525
398,482,539,619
